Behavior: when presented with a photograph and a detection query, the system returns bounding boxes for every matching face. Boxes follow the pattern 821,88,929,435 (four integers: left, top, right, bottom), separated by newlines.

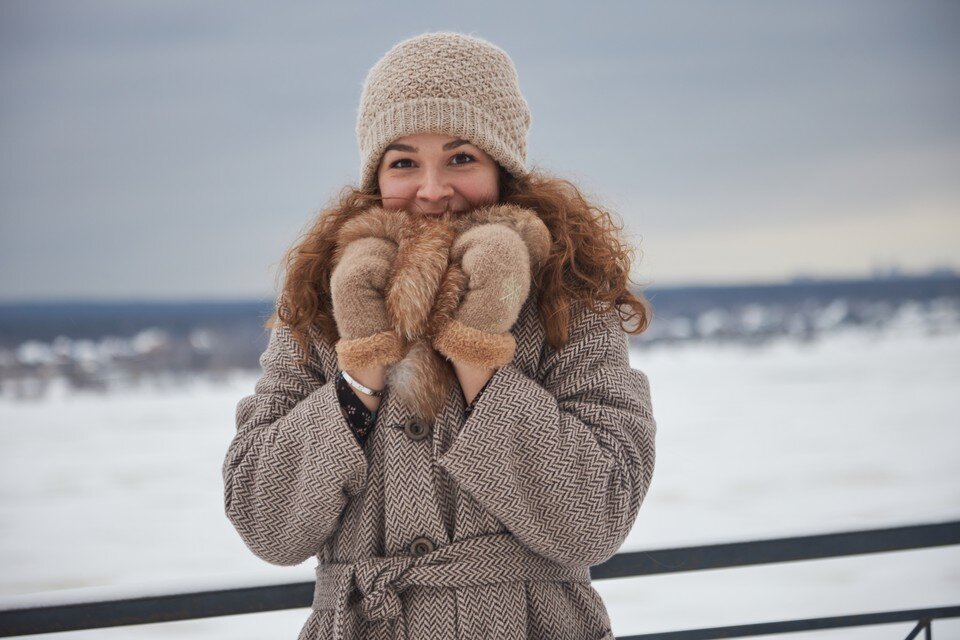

376,132,500,217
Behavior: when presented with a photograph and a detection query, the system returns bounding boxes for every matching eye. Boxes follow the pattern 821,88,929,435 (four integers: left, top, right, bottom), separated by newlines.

451,152,475,165
388,158,414,169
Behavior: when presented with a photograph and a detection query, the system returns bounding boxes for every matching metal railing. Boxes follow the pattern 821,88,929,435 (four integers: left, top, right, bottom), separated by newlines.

1,520,958,638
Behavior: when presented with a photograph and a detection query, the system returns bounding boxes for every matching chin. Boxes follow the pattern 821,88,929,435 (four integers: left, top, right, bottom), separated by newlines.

411,200,498,218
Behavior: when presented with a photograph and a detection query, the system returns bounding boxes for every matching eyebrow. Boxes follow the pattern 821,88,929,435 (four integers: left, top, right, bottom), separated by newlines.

384,139,472,153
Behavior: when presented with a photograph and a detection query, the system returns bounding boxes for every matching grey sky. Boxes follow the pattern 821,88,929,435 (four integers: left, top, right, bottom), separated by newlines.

1,0,958,301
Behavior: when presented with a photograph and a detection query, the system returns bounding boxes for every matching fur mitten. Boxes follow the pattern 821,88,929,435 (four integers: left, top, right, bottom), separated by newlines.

330,208,422,369
431,205,552,370
330,236,409,371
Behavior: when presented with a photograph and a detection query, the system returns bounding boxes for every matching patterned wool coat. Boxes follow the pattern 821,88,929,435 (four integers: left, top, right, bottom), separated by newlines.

222,215,658,639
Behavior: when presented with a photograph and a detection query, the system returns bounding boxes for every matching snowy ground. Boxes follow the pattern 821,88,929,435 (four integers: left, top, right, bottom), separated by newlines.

1,322,958,639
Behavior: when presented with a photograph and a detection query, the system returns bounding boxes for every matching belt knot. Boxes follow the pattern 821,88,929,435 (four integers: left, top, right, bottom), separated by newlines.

352,555,415,622
313,533,591,638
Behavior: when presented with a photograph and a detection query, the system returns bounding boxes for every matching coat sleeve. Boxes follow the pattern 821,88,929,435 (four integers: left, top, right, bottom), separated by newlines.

222,323,368,566
436,303,656,568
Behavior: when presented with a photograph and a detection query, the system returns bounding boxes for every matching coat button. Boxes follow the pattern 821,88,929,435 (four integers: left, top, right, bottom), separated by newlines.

409,536,436,557
403,420,431,441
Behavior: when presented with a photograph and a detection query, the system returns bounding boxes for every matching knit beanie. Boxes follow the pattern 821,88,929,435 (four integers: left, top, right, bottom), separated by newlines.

355,31,531,193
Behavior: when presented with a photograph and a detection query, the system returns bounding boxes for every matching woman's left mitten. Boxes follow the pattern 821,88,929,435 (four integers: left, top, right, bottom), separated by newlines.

433,224,534,369
330,236,408,371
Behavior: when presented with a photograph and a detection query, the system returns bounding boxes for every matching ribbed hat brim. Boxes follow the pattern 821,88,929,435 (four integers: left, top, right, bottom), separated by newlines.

357,97,528,192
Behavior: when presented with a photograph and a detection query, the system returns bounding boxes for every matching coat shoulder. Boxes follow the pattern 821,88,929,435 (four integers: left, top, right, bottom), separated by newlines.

510,295,548,378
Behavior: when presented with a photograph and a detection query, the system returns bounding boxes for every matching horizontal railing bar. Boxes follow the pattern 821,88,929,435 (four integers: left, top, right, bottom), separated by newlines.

614,605,960,639
591,519,960,580
0,582,315,637
0,519,957,636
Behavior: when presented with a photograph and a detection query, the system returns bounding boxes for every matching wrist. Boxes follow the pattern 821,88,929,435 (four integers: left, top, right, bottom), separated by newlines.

343,366,387,396
452,360,496,405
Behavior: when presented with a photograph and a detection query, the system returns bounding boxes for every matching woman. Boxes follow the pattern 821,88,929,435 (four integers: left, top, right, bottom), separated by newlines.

223,31,657,640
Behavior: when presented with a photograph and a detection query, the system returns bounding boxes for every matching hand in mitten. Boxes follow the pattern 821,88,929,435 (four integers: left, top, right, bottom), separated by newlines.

330,236,408,371
433,221,547,369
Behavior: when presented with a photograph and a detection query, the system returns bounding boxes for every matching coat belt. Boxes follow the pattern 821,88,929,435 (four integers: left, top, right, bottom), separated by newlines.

313,532,590,637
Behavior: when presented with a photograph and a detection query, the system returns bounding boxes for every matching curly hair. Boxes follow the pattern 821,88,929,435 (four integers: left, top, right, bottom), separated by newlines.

266,165,654,361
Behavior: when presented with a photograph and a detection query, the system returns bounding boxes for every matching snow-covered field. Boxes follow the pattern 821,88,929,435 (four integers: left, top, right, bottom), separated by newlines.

1,323,958,639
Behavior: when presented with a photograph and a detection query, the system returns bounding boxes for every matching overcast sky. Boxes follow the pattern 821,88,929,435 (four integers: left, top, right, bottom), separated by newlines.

1,1,958,302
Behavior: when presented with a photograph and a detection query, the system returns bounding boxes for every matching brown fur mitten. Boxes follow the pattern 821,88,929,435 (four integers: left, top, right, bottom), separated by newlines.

330,236,408,371
433,212,550,369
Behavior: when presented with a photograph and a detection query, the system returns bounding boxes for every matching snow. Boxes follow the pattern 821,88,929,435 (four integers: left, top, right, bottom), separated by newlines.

1,324,958,638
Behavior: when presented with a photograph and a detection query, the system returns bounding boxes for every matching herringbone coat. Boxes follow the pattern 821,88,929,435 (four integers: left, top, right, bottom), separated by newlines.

222,220,657,638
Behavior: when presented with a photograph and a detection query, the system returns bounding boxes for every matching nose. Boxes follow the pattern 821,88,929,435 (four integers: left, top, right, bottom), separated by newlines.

416,168,454,211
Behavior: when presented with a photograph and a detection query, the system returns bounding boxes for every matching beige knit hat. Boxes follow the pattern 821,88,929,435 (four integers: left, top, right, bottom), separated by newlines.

356,31,532,193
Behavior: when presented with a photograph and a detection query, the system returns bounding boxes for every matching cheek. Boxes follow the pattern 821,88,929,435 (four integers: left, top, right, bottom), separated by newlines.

461,171,500,203
377,174,408,199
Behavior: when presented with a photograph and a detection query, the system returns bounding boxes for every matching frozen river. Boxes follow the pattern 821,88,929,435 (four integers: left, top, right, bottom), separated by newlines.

2,323,958,638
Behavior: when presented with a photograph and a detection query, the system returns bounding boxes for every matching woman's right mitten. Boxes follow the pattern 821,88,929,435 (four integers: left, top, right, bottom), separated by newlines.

330,236,408,371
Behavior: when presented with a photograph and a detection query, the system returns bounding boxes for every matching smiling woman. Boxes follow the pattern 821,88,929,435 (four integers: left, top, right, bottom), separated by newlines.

377,133,501,216
223,31,657,640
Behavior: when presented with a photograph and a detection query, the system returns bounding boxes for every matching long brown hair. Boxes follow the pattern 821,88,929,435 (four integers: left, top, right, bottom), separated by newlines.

267,166,654,360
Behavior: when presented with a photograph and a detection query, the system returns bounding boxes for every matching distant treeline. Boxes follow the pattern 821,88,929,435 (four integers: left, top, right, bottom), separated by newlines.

0,274,957,399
